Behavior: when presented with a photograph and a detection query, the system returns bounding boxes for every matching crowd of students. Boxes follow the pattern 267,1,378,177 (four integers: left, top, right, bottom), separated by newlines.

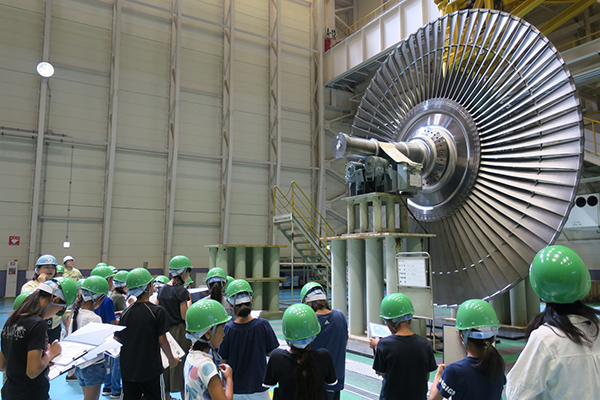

1,245,599,400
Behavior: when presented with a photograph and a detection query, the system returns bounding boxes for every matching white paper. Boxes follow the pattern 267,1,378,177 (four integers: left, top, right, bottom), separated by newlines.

250,310,262,318
368,322,390,338
66,322,125,346
397,258,427,287
51,341,94,366
160,331,186,369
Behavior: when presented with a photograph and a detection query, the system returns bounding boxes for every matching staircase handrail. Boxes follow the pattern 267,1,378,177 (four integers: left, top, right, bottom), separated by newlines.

273,181,336,252
584,117,599,156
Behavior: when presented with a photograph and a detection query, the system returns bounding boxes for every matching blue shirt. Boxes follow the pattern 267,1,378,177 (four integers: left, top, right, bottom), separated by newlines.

437,356,506,400
218,318,279,394
94,296,116,324
311,309,348,391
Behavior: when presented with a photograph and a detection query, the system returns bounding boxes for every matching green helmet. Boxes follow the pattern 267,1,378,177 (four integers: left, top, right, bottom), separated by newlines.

38,277,78,308
169,255,192,277
108,265,118,274
184,277,194,288
56,265,65,274
301,282,327,303
126,268,154,290
530,245,591,304
154,275,170,285
82,276,109,295
456,299,499,331
226,279,253,305
13,291,34,310
186,299,231,333
95,262,108,268
76,278,85,289
225,276,234,288
282,303,321,344
91,265,115,279
380,293,414,321
206,267,226,285
114,271,129,287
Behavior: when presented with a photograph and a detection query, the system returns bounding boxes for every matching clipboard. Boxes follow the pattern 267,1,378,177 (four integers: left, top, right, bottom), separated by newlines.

160,331,186,369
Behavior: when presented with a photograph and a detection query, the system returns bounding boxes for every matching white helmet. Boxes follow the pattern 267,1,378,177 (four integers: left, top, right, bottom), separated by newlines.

63,255,74,263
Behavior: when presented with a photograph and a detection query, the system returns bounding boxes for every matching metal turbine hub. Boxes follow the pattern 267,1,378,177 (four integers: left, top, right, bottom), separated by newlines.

341,9,583,306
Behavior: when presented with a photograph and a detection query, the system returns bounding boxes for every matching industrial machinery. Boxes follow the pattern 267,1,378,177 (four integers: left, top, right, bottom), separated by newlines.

333,9,584,306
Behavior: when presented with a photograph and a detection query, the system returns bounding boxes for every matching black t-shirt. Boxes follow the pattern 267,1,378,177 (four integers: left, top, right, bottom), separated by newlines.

373,334,437,400
1,315,50,400
157,284,190,327
115,301,169,382
264,347,336,400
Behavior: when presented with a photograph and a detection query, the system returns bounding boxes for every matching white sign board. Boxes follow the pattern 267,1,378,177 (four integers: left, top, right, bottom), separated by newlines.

397,257,427,287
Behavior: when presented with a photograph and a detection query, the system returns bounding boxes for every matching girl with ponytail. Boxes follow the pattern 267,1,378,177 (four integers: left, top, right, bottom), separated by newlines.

430,299,505,400
264,303,336,400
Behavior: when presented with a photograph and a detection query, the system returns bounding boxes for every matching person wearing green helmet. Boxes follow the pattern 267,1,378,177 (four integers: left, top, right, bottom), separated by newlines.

506,245,600,399
13,291,34,310
69,276,110,399
55,265,65,277
225,275,234,289
300,281,348,400
115,267,179,400
368,293,436,400
111,270,129,313
0,277,73,400
203,267,232,317
184,299,233,400
430,299,505,400
159,255,194,399
217,279,279,399
264,303,337,400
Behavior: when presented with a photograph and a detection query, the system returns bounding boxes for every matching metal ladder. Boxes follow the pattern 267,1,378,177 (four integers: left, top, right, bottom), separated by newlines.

273,182,335,291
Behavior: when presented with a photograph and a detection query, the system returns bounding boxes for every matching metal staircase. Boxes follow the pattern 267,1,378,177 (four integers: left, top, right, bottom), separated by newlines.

273,182,335,291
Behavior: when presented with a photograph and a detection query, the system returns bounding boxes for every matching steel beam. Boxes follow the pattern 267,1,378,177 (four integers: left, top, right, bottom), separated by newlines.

366,238,384,325
28,0,53,267
510,0,545,18
310,0,327,226
331,239,347,316
348,239,366,335
220,0,235,244
164,0,182,273
268,0,282,244
101,0,122,262
540,0,597,35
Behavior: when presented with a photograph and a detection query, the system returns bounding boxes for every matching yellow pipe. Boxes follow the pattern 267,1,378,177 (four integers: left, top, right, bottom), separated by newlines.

510,0,546,18
540,0,597,35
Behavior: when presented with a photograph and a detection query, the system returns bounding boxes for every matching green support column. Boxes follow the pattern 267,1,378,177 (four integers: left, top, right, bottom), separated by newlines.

265,247,280,312
252,247,264,310
384,237,398,296
348,239,366,335
366,238,384,325
359,202,368,232
234,247,246,278
331,239,347,316
209,247,217,269
216,247,229,275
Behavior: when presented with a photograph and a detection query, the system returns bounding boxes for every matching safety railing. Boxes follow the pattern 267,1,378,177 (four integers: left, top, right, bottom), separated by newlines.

584,117,599,157
557,30,600,51
337,0,401,41
273,181,336,252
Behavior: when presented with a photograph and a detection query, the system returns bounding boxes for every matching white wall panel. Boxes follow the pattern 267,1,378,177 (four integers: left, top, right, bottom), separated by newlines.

182,0,223,25
181,29,222,94
281,1,309,47
235,0,268,37
179,93,222,154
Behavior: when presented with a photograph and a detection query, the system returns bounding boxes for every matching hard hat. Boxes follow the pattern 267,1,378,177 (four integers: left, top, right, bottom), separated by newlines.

63,255,74,263
36,254,57,267
13,291,34,310
301,282,327,303
81,276,109,295
225,275,234,288
154,275,170,285
91,265,115,279
38,277,78,307
226,279,253,305
206,267,227,285
282,303,321,346
456,299,499,341
126,268,154,290
380,293,414,321
108,265,118,274
56,265,65,274
530,245,591,304
95,262,108,268
169,255,192,277
113,271,129,287
76,279,85,289
185,299,231,333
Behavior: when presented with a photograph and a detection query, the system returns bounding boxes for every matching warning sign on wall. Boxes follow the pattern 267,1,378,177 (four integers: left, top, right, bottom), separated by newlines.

9,236,20,246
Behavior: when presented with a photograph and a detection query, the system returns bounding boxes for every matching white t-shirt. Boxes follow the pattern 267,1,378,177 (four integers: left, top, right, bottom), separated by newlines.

184,350,220,400
71,309,104,367
506,315,600,399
